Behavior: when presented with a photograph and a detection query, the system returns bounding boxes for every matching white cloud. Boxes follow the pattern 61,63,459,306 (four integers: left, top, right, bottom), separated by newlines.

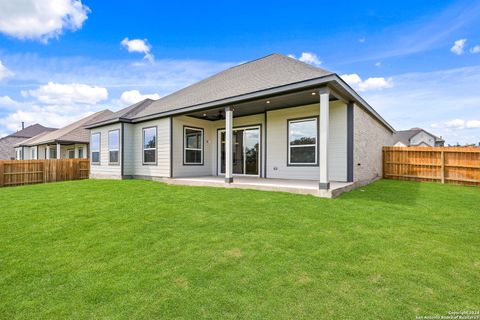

358,37,366,43
470,45,480,54
121,38,154,63
363,65,480,145
466,120,480,128
341,73,362,85
0,60,14,80
0,106,93,132
120,90,160,106
341,73,393,92
0,0,90,42
451,38,467,55
0,54,237,138
0,95,20,109
432,119,480,130
23,82,108,105
375,62,382,67
288,52,321,66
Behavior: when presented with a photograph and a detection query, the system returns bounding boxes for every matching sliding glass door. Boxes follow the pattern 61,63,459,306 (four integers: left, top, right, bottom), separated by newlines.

219,126,260,176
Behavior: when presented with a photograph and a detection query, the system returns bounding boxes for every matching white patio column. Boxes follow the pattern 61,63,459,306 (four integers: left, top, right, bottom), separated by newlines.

74,146,79,158
46,145,50,159
56,143,61,159
319,87,330,190
225,106,233,183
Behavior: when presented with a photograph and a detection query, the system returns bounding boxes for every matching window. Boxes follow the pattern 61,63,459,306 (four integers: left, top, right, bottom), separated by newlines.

143,127,156,164
68,149,75,159
108,130,120,164
91,133,100,164
288,118,317,165
78,147,84,159
49,148,57,159
31,148,36,159
184,127,203,165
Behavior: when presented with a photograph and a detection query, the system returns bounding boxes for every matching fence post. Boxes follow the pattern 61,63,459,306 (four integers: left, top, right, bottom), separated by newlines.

440,150,445,184
0,161,4,187
382,148,386,178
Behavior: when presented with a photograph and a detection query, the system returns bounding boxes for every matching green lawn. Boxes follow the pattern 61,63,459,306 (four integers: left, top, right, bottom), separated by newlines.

0,179,479,319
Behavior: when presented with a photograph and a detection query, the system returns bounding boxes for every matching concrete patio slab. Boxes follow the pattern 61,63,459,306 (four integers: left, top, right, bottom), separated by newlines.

165,176,355,198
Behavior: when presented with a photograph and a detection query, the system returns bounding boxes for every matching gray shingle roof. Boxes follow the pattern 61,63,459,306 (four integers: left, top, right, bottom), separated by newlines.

0,124,57,159
18,110,113,146
5,123,56,139
85,53,393,131
134,53,333,119
87,54,333,128
91,98,155,125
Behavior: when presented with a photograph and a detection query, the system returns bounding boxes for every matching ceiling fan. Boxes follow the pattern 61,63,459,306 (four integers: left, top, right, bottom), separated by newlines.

203,109,224,120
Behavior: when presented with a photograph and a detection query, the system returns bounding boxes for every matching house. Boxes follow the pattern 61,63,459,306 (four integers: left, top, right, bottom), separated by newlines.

86,54,395,197
393,128,444,147
0,124,56,160
15,110,113,160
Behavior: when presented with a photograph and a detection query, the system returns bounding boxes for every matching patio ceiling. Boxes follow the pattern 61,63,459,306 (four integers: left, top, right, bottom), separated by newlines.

187,87,339,120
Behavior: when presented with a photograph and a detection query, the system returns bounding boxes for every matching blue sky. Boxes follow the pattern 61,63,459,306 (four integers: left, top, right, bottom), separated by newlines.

0,0,479,144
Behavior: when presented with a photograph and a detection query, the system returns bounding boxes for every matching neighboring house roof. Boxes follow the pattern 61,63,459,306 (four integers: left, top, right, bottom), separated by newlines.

17,110,113,147
393,128,444,146
86,53,394,132
5,123,57,139
0,124,57,159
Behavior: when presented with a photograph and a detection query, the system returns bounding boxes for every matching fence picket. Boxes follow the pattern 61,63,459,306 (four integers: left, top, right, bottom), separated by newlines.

383,147,480,186
0,159,89,188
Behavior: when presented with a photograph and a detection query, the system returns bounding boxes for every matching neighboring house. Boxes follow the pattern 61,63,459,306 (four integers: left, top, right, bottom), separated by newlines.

0,124,56,160
86,53,395,193
393,128,445,147
15,110,113,160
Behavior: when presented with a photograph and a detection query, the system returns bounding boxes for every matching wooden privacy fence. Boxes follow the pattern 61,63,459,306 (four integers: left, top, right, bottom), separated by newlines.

0,159,90,188
383,147,480,186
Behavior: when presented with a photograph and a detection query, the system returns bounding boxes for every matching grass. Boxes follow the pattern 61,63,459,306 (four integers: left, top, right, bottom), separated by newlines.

0,179,479,319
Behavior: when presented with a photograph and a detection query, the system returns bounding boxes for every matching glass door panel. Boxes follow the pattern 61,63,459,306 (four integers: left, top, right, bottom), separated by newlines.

219,127,259,176
232,130,244,174
220,132,225,174
244,129,259,175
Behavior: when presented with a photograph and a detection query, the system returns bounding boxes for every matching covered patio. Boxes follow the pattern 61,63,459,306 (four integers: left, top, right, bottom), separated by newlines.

165,176,355,198
170,81,355,198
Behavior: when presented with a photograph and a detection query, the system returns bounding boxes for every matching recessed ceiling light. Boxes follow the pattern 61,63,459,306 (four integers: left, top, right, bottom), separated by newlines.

203,113,207,117
266,100,271,104
311,92,316,96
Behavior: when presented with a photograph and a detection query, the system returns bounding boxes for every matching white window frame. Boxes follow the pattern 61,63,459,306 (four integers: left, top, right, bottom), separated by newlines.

108,129,120,165
183,126,204,165
287,117,318,166
91,133,101,164
49,147,57,160
142,127,157,165
31,147,36,160
78,147,84,159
